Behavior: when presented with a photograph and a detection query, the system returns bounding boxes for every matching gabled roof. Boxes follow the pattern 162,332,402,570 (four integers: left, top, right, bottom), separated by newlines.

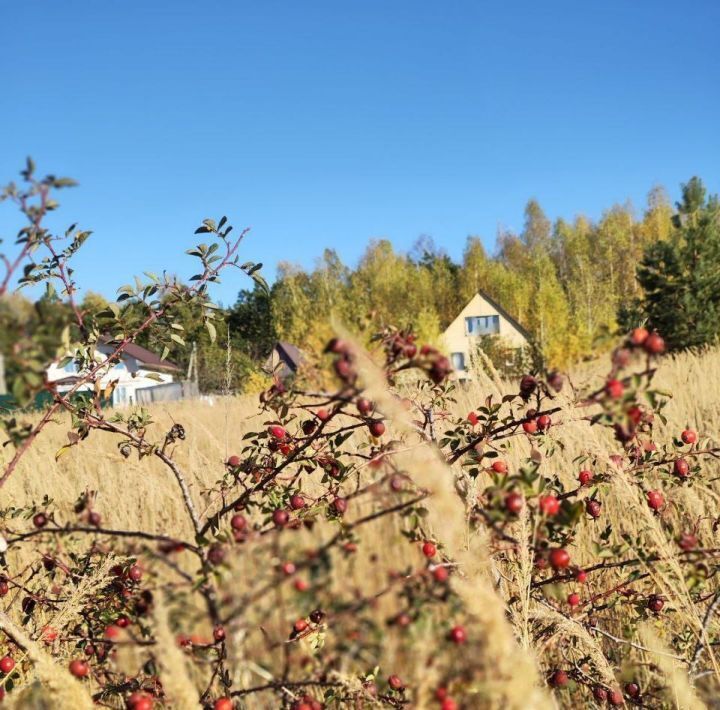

263,342,304,375
99,337,180,372
124,342,181,371
474,290,533,341
275,342,304,371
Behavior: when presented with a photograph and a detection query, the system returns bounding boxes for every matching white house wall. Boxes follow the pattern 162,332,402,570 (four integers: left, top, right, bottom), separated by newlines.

46,351,174,407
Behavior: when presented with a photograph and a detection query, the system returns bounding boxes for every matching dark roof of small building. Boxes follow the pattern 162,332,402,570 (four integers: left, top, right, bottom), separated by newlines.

276,341,303,370
477,290,533,341
263,341,304,375
99,337,180,371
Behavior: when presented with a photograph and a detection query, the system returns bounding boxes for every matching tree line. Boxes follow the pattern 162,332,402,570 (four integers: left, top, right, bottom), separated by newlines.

1,177,717,394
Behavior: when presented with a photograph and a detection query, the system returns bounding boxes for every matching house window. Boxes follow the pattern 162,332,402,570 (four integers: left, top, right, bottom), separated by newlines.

451,352,466,371
465,315,500,336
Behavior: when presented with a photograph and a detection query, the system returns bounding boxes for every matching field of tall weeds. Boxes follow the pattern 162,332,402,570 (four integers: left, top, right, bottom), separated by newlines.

1,339,719,709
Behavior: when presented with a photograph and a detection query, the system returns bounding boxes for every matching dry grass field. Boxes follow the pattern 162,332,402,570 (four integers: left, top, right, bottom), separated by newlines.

1,346,720,708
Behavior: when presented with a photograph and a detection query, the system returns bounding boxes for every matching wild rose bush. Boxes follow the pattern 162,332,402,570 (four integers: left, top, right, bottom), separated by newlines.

0,164,719,708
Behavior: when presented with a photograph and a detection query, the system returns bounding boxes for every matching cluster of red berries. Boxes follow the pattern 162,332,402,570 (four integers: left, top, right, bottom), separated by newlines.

522,409,552,435
325,338,358,384
435,686,459,709
627,327,665,355
383,330,419,361
417,344,452,384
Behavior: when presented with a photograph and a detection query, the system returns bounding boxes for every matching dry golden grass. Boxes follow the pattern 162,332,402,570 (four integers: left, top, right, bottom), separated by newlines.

1,346,719,707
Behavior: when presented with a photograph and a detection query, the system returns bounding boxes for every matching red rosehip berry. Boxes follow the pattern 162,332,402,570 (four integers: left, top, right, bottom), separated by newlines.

441,699,458,710
33,512,48,529
575,569,588,583
0,656,15,674
207,545,226,565
644,332,665,355
592,686,608,702
41,625,58,642
69,659,89,678
368,420,386,437
281,562,296,575
678,532,697,551
448,625,467,644
578,469,593,486
648,595,664,613
104,624,121,639
567,593,580,608
467,411,479,426
273,509,290,527
608,689,624,706
681,429,697,445
226,455,241,467
432,566,449,583
627,405,643,425
673,458,690,478
127,692,155,710
290,494,306,510
316,408,330,422
356,397,373,416
522,418,538,434
586,499,602,519
213,625,226,642
388,674,404,691
539,495,560,516
331,497,347,516
505,492,524,515
293,578,309,592
647,489,664,511
605,378,624,399
390,611,408,627
390,474,404,491
548,548,570,570
625,682,640,699
230,514,247,531
422,541,437,558
268,424,287,440
334,358,355,380
630,327,649,345
548,669,568,687
548,370,564,392
519,375,537,397
293,618,309,633
213,698,233,710
537,414,552,431
491,460,508,474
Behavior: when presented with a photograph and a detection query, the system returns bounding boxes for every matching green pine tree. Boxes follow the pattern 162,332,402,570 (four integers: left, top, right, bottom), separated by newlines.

629,177,720,350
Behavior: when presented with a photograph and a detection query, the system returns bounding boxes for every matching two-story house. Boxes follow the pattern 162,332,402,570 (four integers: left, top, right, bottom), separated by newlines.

442,291,530,379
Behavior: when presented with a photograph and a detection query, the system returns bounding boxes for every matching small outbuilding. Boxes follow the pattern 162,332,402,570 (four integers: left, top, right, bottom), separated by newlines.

263,341,304,380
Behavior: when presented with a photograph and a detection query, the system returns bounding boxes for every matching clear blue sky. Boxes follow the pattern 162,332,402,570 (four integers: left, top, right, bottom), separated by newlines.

2,1,719,305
